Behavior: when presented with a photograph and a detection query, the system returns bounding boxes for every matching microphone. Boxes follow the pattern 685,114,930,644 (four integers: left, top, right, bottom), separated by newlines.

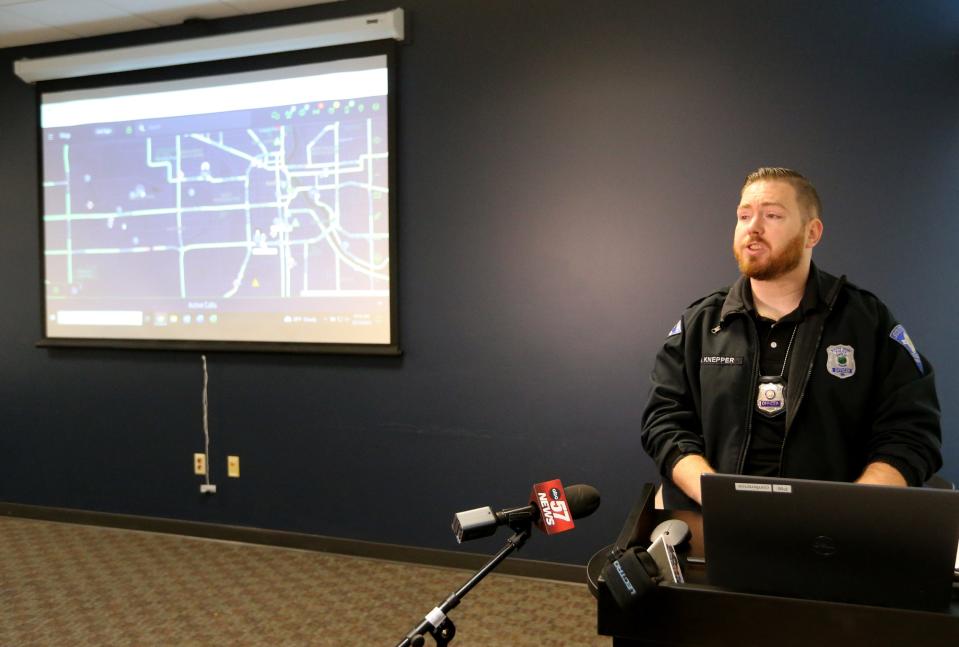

452,481,600,543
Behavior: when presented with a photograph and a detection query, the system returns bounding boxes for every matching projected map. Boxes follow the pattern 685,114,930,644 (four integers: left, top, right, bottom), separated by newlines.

41,61,392,346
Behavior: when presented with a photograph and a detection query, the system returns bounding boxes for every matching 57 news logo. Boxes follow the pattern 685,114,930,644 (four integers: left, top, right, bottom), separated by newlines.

531,479,575,535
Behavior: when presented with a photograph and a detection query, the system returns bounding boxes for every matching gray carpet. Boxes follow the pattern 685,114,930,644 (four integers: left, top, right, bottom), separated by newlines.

0,516,610,646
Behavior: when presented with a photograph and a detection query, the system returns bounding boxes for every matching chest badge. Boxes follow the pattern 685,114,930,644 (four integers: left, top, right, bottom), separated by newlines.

756,377,786,417
826,345,856,379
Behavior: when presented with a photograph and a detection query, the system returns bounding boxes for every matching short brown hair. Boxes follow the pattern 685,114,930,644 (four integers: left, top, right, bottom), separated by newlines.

742,167,822,222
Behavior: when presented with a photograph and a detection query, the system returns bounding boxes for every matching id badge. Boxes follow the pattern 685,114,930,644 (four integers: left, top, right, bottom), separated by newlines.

756,376,786,417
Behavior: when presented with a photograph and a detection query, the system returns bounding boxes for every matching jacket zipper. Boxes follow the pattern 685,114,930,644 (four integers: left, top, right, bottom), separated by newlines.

775,286,841,475
737,317,761,474
776,341,819,476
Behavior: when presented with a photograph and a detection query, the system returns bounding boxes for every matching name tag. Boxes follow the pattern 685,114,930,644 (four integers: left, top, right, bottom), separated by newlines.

701,356,743,365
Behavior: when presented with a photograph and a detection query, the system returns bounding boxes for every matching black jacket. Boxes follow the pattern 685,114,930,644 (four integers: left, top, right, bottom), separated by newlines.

641,264,942,510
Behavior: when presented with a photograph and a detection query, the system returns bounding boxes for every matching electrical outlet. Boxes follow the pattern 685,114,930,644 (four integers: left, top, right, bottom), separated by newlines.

227,455,240,478
194,453,207,475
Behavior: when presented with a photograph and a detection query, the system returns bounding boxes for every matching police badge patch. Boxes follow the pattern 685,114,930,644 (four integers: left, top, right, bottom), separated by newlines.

889,324,924,374
826,345,856,379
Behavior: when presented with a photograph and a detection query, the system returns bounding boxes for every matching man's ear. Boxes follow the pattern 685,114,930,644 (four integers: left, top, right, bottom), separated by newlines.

806,218,823,249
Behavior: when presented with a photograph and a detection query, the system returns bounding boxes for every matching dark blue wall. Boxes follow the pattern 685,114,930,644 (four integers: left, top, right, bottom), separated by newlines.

1,0,957,565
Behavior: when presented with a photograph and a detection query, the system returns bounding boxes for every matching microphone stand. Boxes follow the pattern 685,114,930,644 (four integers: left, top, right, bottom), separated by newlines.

395,518,533,647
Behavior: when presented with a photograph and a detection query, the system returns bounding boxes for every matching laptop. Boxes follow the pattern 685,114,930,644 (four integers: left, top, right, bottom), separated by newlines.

701,473,959,611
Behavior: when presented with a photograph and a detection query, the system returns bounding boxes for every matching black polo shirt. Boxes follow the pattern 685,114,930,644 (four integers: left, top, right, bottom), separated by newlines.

741,275,822,476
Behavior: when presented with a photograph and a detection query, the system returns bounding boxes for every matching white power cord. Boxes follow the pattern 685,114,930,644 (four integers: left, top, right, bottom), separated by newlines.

200,354,216,493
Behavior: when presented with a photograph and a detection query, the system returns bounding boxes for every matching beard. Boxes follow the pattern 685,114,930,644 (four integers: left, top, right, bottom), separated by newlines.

733,229,805,281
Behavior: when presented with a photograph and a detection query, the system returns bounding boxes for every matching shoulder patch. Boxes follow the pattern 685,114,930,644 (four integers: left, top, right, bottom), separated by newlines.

889,324,924,374
668,319,682,337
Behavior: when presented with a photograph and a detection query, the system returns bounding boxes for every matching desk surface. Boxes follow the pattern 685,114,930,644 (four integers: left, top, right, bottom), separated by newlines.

589,508,959,647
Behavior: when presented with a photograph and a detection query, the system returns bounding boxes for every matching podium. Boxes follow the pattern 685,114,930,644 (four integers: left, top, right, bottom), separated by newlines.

588,484,959,647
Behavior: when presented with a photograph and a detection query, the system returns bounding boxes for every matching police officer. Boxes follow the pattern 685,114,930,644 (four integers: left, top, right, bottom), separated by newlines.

641,167,942,510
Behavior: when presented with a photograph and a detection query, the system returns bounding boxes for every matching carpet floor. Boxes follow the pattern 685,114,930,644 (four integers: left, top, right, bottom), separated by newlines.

0,516,610,646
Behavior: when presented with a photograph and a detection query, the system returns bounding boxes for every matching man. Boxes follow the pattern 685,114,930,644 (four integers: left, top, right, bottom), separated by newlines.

641,167,942,510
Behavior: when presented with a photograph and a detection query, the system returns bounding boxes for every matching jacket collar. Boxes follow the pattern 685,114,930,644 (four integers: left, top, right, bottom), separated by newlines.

719,262,845,324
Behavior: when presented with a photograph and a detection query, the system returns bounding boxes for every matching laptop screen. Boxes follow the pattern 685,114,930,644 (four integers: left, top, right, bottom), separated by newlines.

701,474,959,611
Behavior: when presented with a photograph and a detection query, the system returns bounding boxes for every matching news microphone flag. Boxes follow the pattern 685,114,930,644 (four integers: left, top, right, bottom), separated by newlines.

531,479,575,535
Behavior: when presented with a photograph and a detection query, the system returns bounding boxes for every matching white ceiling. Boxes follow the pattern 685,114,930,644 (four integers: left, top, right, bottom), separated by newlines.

0,0,341,49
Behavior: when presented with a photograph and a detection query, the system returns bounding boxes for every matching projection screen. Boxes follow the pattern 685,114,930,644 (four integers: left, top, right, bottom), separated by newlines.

39,48,397,354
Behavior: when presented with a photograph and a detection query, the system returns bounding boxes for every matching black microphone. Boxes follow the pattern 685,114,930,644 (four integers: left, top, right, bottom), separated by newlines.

451,483,600,543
